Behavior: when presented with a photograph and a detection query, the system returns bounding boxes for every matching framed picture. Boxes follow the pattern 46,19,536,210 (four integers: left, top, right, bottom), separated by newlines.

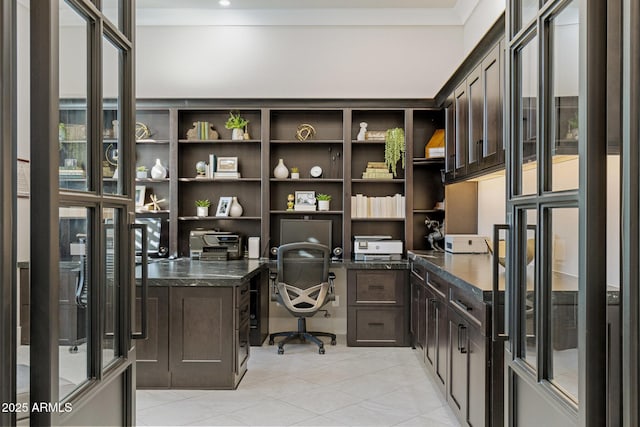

294,191,316,211
135,185,146,207
216,196,232,216
216,156,238,172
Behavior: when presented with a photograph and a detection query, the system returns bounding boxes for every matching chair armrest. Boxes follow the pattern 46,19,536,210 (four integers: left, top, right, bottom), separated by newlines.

270,270,279,301
327,272,336,301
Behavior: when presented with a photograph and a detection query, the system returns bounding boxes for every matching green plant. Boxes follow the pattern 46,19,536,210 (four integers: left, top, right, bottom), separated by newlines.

195,199,211,207
385,127,405,177
316,194,332,201
136,166,148,172
291,167,299,173
224,111,249,130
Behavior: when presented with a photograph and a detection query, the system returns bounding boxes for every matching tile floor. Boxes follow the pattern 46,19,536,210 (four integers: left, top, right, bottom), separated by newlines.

136,337,461,426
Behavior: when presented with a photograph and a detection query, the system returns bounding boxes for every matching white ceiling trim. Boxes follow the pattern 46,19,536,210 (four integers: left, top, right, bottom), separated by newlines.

135,8,467,27
453,0,481,23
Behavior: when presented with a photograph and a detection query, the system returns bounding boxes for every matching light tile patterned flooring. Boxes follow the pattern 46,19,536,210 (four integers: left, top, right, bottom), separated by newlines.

136,337,461,426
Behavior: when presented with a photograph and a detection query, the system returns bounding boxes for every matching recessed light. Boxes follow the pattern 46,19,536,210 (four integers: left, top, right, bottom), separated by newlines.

219,0,230,6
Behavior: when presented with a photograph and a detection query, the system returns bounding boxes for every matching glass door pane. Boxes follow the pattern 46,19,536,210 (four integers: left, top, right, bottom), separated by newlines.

103,36,122,195
549,207,579,401
59,4,89,191
521,209,537,368
58,206,91,399
516,35,539,196
549,1,579,192
102,207,120,368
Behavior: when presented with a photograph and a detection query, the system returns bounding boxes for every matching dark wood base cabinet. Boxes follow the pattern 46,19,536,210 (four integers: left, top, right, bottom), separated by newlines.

347,268,409,347
136,282,250,389
410,260,504,427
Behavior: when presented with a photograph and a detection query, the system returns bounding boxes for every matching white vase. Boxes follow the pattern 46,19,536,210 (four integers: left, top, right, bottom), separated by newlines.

196,206,208,217
150,158,167,179
229,197,243,217
273,158,289,179
232,128,244,140
318,200,330,211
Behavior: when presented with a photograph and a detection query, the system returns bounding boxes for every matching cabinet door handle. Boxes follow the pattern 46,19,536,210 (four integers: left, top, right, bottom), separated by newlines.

458,324,467,354
368,322,384,327
240,287,249,295
492,224,510,342
454,299,472,312
368,285,385,290
132,223,148,340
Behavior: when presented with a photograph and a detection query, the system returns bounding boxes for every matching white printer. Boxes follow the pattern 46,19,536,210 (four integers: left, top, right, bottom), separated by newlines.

354,235,403,261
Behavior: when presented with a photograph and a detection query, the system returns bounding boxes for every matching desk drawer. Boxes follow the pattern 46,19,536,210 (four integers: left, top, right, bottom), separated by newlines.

411,261,427,282
449,285,486,331
236,282,250,306
348,270,405,305
347,307,407,346
426,272,448,300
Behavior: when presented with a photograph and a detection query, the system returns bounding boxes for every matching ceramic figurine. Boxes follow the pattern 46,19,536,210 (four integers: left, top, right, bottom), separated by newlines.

357,122,368,141
286,194,295,211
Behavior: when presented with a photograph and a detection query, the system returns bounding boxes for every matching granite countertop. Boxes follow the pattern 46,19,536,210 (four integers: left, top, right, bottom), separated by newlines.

137,258,267,286
408,250,619,304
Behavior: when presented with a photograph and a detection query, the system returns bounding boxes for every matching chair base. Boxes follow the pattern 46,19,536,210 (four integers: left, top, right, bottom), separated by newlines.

269,318,336,354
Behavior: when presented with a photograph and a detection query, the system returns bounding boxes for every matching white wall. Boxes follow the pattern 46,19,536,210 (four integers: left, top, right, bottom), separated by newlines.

462,0,505,56
129,25,464,99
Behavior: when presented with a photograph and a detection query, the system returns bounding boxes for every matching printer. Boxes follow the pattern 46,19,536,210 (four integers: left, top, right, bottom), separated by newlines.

353,235,403,261
190,230,243,260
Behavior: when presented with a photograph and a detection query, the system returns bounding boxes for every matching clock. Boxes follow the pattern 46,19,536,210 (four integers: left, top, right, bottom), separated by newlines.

310,166,323,178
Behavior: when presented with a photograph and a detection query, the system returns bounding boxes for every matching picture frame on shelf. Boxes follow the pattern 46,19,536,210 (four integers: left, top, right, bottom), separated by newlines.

135,185,146,207
216,196,233,216
216,156,238,173
294,191,316,211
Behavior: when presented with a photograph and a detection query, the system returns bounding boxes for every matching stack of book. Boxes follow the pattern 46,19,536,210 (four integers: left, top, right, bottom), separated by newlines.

214,171,241,179
195,121,215,140
362,161,393,179
59,167,85,179
351,193,405,218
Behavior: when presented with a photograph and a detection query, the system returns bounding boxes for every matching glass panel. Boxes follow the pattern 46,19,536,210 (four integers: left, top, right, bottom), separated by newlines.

103,208,119,368
522,209,537,368
517,0,539,34
58,206,91,399
59,3,88,191
517,36,538,196
550,207,579,402
103,36,122,195
102,0,122,31
550,1,579,191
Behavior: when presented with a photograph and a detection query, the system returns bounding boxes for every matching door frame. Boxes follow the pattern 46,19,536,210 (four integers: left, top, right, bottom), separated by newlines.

504,0,609,425
0,0,17,425
29,0,136,424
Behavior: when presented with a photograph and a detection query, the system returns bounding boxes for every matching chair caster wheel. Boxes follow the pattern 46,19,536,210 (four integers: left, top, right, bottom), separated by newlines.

277,347,284,355
331,339,336,345
69,345,78,353
269,339,274,345
319,347,325,354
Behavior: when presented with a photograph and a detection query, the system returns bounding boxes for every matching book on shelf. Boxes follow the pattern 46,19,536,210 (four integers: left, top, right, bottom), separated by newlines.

351,193,405,218
209,154,216,178
213,172,241,179
361,161,393,179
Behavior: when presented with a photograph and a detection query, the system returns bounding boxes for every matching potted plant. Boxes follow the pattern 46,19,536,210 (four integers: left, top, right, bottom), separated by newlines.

136,165,148,179
384,127,405,177
195,199,211,217
290,167,300,179
225,111,249,140
316,193,332,211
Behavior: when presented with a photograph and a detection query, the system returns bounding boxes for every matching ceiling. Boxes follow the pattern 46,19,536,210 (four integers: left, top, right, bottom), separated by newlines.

134,0,481,26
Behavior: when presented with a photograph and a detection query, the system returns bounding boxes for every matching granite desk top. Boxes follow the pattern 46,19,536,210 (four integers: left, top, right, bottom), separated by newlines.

137,258,267,287
408,250,619,304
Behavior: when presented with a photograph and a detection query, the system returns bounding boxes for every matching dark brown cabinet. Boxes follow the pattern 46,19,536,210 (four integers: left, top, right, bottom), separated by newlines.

409,258,504,427
444,38,505,183
136,282,250,389
136,286,170,388
347,269,409,347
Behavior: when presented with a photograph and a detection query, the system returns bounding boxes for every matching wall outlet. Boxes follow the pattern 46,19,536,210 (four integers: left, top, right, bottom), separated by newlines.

332,295,339,307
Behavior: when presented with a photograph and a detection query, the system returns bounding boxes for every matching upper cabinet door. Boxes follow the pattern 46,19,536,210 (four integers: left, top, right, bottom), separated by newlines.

445,93,456,181
481,43,503,168
467,66,483,175
454,81,468,176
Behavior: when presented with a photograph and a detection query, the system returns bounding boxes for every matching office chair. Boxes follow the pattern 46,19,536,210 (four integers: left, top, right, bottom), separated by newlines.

268,242,337,354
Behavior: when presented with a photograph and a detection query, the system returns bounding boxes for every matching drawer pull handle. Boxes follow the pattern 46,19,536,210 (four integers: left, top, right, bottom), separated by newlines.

455,299,472,311
458,324,467,354
368,285,385,290
368,322,384,327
